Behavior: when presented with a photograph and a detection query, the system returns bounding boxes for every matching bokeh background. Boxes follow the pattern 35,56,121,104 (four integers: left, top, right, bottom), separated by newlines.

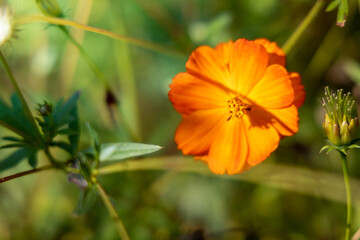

1,0,360,239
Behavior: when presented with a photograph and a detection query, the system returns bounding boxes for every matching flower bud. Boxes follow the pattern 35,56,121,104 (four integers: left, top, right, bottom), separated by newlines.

322,87,359,146
35,0,63,18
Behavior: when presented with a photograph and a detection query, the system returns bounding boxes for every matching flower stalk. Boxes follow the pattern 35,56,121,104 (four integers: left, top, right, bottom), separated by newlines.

14,15,183,57
0,51,43,141
95,182,130,240
339,151,352,240
282,0,326,54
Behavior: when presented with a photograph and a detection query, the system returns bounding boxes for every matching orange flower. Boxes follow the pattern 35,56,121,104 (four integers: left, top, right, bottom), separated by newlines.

169,38,305,174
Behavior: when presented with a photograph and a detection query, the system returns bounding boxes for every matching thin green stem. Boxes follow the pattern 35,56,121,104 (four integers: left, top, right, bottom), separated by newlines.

0,165,53,184
339,151,352,240
14,15,184,58
0,51,42,140
282,0,326,54
58,26,110,89
95,182,130,240
44,148,64,170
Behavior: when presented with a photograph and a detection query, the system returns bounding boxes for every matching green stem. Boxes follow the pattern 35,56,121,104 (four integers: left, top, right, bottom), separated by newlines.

0,165,53,184
339,151,352,240
44,148,64,170
0,51,42,140
95,182,130,240
282,0,326,54
14,15,184,58
58,26,111,89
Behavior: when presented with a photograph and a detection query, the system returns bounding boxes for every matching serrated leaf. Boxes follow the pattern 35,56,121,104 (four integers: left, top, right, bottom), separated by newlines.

0,94,39,141
72,187,98,216
0,148,30,172
326,0,339,12
52,91,80,127
99,142,162,162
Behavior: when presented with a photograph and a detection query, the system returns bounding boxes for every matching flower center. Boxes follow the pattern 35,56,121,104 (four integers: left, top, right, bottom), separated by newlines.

227,96,252,121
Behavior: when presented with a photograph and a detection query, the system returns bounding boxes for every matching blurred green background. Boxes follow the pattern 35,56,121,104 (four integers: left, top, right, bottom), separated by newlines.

1,0,360,239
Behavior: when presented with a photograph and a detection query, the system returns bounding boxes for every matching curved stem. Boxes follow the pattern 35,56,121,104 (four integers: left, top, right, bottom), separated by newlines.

14,15,184,58
0,165,53,184
0,51,42,140
95,182,130,240
282,0,326,54
58,26,111,89
339,151,352,240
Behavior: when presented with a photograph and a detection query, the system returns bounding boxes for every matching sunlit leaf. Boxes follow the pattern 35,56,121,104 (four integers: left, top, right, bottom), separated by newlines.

99,142,162,162
326,0,339,12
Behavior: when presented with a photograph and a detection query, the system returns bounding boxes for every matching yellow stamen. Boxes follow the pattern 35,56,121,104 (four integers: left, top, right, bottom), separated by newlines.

227,96,252,121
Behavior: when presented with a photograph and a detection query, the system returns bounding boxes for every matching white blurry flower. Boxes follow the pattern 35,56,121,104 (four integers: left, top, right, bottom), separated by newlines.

0,7,12,46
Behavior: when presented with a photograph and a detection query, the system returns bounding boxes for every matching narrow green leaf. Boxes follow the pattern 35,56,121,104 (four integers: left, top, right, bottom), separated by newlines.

99,142,162,162
0,148,30,172
68,105,80,156
57,128,78,135
336,0,348,27
53,91,80,127
86,123,100,157
28,150,38,168
326,0,339,12
0,143,26,149
2,136,24,142
72,187,98,216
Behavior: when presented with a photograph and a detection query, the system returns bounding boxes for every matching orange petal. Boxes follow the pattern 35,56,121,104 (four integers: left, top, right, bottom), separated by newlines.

175,108,228,156
229,39,269,95
248,64,294,109
243,114,280,166
169,72,228,116
254,38,286,66
289,72,305,108
186,45,231,88
214,40,233,64
205,119,249,174
250,105,299,137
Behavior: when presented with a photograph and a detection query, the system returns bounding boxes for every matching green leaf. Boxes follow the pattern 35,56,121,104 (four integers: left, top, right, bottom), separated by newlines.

0,94,39,141
2,136,24,142
86,123,100,158
52,91,80,127
68,105,80,156
28,150,38,168
72,187,98,216
326,0,339,12
0,148,30,172
50,141,73,154
99,142,162,162
336,0,348,27
0,143,26,149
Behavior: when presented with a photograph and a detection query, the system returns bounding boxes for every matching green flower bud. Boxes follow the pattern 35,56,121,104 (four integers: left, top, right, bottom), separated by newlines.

35,0,63,18
322,87,359,146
